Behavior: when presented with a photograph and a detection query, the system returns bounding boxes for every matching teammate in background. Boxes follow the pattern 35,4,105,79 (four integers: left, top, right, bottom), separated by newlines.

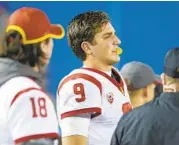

120,61,161,108
0,7,65,145
57,11,132,145
111,48,179,145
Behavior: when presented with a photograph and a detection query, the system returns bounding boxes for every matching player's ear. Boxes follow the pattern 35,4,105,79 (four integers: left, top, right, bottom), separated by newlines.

124,78,130,86
40,39,50,51
124,78,133,92
81,41,92,55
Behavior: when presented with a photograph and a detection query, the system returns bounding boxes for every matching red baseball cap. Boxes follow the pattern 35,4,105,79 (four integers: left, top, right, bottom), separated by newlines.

6,7,65,44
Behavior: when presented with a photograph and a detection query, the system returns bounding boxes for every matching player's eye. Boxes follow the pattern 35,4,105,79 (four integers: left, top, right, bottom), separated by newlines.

103,35,111,39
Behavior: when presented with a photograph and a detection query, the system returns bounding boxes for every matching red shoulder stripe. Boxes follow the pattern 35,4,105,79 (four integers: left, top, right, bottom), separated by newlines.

61,107,101,119
10,87,45,107
14,133,59,144
58,73,102,95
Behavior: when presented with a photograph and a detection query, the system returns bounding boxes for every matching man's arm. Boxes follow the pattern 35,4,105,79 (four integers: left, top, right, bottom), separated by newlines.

62,135,87,145
57,75,102,145
60,113,91,145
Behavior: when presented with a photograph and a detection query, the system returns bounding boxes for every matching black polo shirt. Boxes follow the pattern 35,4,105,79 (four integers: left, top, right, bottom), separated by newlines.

111,92,179,145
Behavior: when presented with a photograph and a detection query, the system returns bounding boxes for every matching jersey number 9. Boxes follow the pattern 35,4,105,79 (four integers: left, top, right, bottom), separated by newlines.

73,83,86,102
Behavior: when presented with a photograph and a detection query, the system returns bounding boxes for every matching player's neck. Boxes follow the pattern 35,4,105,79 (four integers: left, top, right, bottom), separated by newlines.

130,89,148,108
130,94,146,108
83,59,112,71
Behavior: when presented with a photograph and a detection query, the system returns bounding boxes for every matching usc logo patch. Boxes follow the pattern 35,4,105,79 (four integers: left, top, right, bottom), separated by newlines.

106,92,114,104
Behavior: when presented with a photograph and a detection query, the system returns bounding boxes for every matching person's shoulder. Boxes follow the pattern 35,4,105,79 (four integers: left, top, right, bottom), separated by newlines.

57,67,102,96
114,98,164,145
121,99,160,125
2,76,40,92
58,67,102,88
59,67,88,82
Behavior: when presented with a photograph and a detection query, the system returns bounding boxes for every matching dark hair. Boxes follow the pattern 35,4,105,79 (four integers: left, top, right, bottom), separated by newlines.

67,11,110,61
1,30,47,67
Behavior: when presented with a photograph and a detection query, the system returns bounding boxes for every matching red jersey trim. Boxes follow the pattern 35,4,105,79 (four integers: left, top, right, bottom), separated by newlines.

61,107,101,119
10,87,45,107
122,102,132,114
58,73,102,95
154,80,162,85
81,67,124,93
14,133,59,144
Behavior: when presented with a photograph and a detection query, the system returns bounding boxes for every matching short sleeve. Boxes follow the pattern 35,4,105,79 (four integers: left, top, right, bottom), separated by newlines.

57,75,102,120
7,88,59,144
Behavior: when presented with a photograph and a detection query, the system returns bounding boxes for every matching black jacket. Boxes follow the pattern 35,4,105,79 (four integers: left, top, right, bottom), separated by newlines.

111,92,179,145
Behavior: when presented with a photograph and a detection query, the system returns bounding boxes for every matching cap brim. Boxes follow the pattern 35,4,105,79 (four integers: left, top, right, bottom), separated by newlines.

49,24,65,39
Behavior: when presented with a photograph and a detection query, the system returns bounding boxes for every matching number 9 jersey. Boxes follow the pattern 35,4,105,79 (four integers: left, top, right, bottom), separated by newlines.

57,67,132,145
0,76,59,145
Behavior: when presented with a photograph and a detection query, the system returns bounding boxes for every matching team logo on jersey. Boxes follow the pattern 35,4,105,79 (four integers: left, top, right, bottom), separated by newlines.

106,92,114,104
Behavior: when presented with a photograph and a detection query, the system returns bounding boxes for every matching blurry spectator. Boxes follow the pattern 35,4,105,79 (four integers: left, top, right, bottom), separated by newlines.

120,61,161,108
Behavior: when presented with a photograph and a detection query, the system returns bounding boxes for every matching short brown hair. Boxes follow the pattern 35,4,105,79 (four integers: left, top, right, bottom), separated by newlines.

1,30,46,67
67,11,110,61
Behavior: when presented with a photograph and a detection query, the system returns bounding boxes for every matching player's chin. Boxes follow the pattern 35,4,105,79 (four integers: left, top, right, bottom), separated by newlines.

113,55,120,62
109,56,120,64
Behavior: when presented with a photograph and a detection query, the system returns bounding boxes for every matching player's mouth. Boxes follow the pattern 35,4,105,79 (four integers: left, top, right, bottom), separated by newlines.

112,50,117,53
116,47,123,55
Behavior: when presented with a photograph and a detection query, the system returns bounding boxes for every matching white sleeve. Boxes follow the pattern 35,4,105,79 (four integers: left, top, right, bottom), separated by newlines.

7,88,59,144
57,77,102,121
60,113,91,137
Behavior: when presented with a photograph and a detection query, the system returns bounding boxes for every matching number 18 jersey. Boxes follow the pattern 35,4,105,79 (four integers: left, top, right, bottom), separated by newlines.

0,76,59,145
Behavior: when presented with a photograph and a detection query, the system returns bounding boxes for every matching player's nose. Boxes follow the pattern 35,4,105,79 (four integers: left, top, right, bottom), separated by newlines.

113,35,121,45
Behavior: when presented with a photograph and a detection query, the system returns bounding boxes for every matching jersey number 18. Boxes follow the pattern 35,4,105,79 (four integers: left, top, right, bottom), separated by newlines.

30,97,47,118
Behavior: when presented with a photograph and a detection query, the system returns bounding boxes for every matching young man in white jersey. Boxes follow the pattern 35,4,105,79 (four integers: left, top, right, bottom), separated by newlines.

57,11,132,145
0,7,65,145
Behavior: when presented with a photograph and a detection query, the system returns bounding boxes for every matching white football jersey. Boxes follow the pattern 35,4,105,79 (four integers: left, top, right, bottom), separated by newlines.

0,76,59,145
57,67,132,145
